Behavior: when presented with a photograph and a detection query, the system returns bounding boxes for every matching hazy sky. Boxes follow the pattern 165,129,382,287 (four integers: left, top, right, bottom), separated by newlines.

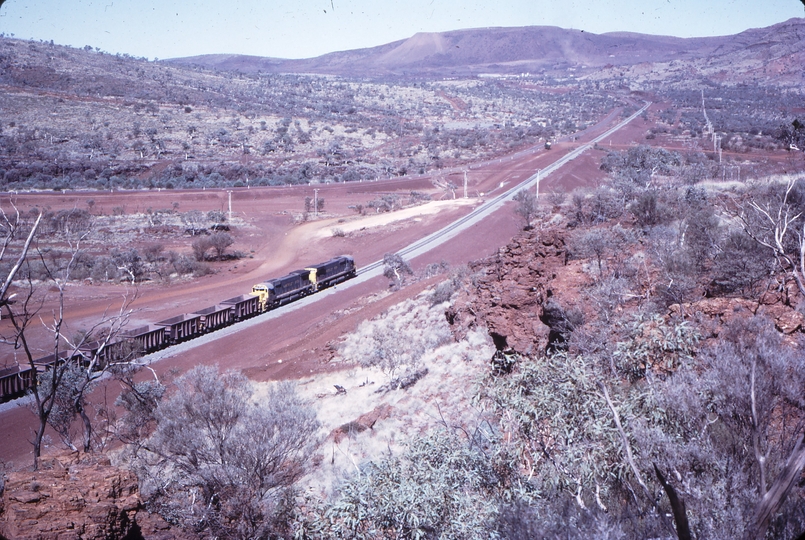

1,0,802,60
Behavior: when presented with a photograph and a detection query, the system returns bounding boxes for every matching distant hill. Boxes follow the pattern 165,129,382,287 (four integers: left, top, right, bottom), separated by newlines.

164,18,805,82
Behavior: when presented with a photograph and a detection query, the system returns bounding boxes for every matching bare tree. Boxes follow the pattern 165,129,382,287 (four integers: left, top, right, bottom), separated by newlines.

513,188,538,229
1,205,135,467
570,225,636,284
737,178,805,297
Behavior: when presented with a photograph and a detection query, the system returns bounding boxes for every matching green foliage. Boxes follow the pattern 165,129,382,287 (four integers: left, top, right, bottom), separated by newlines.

476,352,632,511
613,314,700,381
476,315,804,538
300,432,504,540
114,373,165,448
34,361,88,451
642,317,805,538
382,253,414,289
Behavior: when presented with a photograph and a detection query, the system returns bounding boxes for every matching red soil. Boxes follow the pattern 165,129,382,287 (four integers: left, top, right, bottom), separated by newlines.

1,104,800,467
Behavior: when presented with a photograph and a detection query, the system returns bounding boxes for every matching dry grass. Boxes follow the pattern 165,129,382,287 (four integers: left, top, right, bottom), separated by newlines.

253,288,495,497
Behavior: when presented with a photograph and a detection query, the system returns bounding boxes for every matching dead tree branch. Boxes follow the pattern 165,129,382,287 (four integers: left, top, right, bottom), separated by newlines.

744,433,805,540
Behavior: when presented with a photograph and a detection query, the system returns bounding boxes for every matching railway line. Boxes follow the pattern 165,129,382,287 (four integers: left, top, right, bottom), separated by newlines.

0,256,357,403
0,102,649,405
103,101,650,363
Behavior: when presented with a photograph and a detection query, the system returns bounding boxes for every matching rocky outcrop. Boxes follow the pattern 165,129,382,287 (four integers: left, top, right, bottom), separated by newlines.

669,297,805,338
448,228,578,354
449,224,805,358
0,452,183,540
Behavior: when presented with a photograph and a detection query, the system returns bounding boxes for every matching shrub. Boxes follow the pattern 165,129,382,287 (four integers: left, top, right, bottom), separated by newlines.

138,365,320,538
191,236,213,261
382,253,413,289
305,432,503,539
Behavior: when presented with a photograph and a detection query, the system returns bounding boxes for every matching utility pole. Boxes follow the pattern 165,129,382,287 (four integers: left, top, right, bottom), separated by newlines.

314,189,319,217
715,135,722,163
535,169,541,199
463,171,468,199
227,190,233,221
702,89,713,138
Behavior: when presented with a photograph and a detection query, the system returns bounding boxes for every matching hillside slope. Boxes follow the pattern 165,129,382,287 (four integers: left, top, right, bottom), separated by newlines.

165,18,805,81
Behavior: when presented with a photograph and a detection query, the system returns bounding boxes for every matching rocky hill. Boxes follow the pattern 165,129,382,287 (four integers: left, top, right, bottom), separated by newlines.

166,18,805,83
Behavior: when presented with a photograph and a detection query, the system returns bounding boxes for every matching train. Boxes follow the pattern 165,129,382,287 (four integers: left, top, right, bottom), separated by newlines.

0,255,356,403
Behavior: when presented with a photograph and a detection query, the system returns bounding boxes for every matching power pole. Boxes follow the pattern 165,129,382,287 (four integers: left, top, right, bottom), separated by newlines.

535,169,541,199
463,171,468,199
227,191,233,221
314,189,319,217
702,89,713,138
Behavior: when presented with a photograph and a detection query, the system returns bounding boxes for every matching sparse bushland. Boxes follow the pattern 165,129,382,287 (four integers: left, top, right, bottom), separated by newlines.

472,319,805,539
0,37,619,192
438,150,805,537
657,87,803,153
0,205,240,285
31,180,804,537
294,202,805,539
45,147,796,539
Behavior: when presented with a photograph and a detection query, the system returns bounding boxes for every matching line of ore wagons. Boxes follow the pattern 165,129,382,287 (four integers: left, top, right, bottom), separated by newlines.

0,256,356,402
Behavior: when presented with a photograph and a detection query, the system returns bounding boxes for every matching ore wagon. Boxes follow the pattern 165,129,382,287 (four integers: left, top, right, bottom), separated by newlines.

220,294,260,321
155,313,203,344
120,324,167,353
194,304,233,332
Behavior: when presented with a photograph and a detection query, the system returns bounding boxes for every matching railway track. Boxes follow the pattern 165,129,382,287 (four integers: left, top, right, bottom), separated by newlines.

1,102,650,407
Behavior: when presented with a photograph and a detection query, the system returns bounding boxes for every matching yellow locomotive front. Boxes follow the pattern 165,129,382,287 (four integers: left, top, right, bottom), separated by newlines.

250,282,273,311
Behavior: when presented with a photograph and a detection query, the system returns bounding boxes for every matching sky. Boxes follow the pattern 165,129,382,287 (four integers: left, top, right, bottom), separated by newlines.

0,0,802,60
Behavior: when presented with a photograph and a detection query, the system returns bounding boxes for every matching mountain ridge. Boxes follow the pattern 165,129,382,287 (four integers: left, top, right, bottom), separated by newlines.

163,18,805,80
